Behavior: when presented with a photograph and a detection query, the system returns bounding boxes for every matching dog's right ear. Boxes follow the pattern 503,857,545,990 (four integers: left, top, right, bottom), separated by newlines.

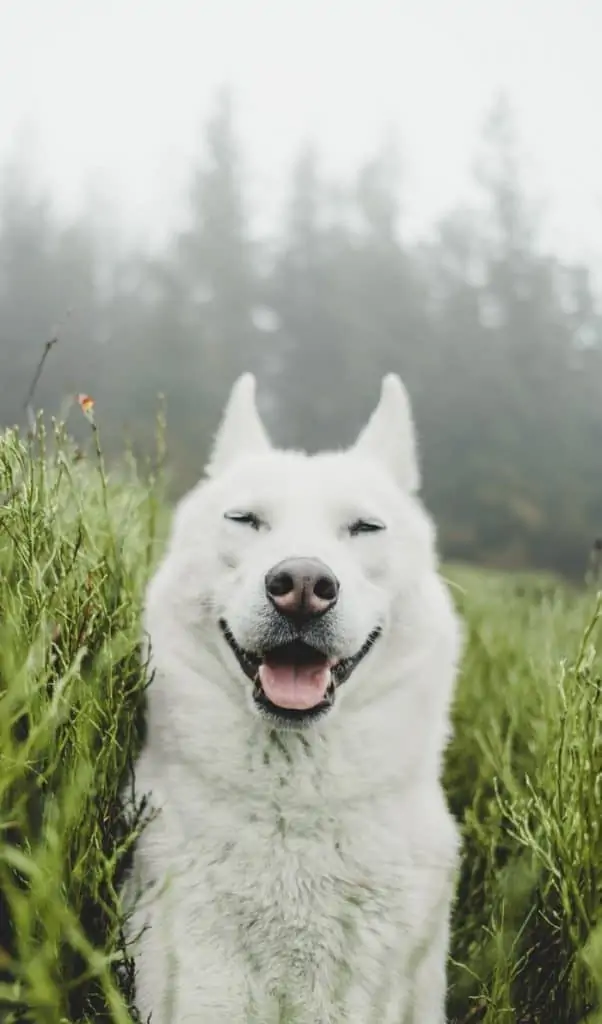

205,373,272,478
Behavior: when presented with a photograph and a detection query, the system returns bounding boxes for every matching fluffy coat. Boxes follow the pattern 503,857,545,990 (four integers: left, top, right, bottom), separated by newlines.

126,374,463,1023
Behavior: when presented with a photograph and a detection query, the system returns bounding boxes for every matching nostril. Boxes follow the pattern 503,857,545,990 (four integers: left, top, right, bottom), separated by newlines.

267,571,295,598
314,575,338,603
266,558,339,617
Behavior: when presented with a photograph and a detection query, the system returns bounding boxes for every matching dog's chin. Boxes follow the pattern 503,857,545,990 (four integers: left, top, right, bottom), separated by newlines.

218,619,381,727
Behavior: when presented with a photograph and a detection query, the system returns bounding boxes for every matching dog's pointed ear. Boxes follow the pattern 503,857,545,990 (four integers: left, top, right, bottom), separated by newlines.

352,374,420,492
205,373,271,477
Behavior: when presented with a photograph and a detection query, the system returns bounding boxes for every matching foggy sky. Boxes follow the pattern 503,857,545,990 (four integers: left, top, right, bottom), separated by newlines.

1,0,601,267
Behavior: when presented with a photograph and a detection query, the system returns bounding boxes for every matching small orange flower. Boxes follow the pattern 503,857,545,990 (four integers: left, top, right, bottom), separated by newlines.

77,393,95,422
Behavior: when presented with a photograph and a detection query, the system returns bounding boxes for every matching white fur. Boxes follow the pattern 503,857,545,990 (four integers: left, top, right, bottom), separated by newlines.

126,374,463,1024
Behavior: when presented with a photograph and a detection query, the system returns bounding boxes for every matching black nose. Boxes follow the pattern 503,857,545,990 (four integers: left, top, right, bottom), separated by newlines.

265,557,340,622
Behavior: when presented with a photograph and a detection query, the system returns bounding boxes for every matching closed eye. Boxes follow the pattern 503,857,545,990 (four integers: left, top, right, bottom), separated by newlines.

348,518,386,536
224,510,262,530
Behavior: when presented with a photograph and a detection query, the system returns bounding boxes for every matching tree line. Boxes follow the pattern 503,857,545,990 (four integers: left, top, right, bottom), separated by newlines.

1,90,601,578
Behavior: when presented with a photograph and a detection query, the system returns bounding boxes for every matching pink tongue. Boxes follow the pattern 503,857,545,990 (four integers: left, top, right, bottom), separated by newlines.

258,662,331,710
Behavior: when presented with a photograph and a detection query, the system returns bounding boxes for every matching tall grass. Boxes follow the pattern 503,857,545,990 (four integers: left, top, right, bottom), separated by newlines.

446,570,602,1022
0,422,161,1023
0,423,601,1023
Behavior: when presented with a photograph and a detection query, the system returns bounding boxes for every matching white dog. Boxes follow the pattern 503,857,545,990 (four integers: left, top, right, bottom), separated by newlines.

126,373,462,1024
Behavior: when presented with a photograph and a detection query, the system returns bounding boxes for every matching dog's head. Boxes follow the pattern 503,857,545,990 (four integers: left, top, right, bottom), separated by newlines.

149,373,448,729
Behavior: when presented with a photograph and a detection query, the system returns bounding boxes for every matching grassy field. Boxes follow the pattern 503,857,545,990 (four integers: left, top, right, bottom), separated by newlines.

1,424,602,1024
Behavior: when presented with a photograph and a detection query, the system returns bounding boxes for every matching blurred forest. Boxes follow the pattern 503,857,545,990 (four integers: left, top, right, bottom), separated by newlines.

1,90,601,579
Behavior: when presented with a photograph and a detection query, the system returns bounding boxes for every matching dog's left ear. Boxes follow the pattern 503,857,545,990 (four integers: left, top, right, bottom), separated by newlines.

352,374,420,492
205,374,271,477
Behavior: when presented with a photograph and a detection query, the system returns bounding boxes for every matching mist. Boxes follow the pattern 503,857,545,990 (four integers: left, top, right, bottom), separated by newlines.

1,2,602,580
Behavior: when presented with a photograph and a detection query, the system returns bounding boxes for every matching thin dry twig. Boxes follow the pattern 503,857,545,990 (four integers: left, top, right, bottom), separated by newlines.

24,334,59,436
1,334,60,505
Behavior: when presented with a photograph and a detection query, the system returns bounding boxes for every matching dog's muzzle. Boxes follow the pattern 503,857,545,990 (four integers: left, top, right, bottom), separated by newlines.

219,619,381,727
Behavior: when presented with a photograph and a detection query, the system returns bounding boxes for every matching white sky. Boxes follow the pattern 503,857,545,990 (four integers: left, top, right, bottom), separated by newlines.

1,0,601,267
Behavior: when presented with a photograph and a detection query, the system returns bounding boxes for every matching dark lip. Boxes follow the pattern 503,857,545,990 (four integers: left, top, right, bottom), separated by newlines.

218,618,381,725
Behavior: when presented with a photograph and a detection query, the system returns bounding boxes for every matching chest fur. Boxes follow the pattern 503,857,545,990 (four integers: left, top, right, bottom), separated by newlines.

138,749,452,979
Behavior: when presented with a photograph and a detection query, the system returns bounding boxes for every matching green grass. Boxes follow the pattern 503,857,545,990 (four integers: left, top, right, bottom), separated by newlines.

1,425,602,1023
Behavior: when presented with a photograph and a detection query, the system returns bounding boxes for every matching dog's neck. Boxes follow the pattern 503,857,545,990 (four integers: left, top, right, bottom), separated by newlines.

141,572,458,825
143,638,453,824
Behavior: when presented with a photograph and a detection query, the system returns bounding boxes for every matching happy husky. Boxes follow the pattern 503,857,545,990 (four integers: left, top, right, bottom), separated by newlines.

127,373,462,1024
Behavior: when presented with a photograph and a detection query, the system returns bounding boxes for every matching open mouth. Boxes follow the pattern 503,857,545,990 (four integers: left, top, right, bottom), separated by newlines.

219,620,381,724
